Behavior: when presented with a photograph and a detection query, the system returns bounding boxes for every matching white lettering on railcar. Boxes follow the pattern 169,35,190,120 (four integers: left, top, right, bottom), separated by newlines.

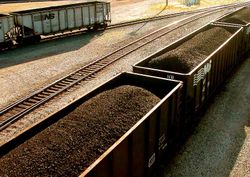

201,78,206,101
166,74,174,80
33,13,55,21
193,60,212,86
148,153,156,168
158,134,167,150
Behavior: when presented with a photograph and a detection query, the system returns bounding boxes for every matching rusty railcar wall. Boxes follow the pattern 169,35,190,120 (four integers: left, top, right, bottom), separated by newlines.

133,24,243,127
213,7,250,56
0,72,183,177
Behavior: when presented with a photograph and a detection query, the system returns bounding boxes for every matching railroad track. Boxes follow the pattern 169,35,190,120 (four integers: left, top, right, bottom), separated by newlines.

0,2,249,131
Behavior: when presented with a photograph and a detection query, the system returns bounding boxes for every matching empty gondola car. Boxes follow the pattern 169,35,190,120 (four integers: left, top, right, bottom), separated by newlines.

0,0,111,46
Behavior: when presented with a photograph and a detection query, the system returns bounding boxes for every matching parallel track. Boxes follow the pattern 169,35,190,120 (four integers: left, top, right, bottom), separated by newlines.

0,2,249,131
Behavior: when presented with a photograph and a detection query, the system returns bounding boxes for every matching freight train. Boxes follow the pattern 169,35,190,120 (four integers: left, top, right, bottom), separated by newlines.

0,0,111,49
0,6,250,177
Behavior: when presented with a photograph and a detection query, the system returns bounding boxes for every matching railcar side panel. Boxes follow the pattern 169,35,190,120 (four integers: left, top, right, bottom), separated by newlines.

89,5,95,25
67,8,75,29
33,14,42,34
50,11,59,33
82,6,90,26
96,3,104,23
75,7,83,27
0,18,6,42
59,10,66,31
0,15,15,44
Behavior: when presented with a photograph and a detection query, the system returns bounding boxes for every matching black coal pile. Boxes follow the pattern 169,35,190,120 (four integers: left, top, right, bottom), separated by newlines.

147,27,233,73
0,85,160,177
221,7,250,24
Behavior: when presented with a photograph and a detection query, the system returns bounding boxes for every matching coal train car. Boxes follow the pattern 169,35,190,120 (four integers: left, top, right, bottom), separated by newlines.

0,0,111,48
133,23,243,128
0,72,183,177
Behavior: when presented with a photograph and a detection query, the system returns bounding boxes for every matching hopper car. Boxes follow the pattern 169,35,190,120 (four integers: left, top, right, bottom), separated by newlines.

0,0,111,49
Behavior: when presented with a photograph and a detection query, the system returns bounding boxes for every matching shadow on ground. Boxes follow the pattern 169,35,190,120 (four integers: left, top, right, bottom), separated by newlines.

0,30,104,69
158,57,250,177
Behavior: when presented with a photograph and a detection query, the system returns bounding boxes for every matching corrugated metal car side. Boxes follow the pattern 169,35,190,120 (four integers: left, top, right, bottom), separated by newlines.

0,14,15,43
0,72,183,177
133,24,243,127
12,1,110,37
0,16,5,43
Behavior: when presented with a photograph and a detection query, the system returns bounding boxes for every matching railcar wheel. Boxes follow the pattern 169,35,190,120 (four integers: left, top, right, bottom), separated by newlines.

32,35,41,43
93,24,100,31
16,36,24,45
101,23,108,30
0,41,13,50
87,26,92,31
22,35,41,44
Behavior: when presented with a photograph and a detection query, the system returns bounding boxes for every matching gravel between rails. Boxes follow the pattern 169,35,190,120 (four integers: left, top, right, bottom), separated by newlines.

0,8,233,144
147,26,232,73
0,85,160,177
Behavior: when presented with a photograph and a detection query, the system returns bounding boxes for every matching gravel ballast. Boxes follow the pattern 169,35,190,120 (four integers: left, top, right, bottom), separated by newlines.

0,85,160,177
221,7,250,24
147,26,233,73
